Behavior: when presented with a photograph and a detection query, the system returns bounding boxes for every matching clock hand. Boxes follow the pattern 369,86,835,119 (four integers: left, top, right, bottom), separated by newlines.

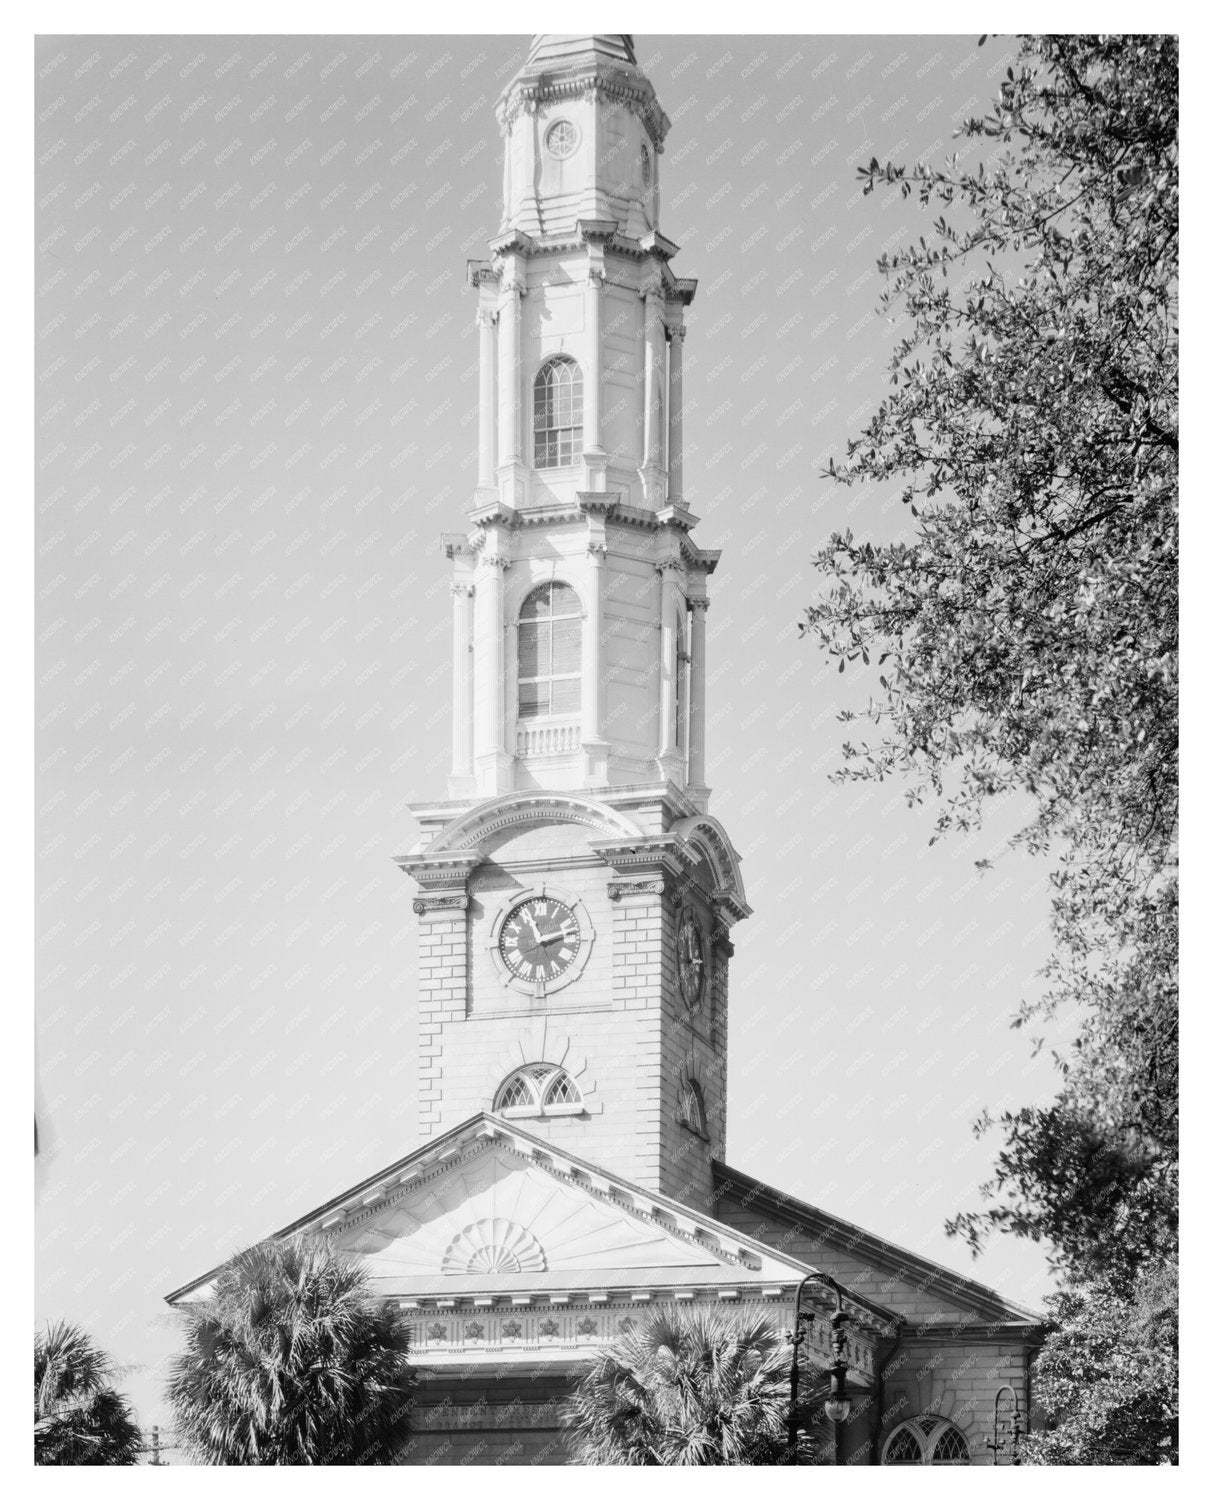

523,909,542,941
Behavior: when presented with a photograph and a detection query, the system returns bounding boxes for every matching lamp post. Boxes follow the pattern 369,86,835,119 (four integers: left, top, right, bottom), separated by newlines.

787,1272,853,1466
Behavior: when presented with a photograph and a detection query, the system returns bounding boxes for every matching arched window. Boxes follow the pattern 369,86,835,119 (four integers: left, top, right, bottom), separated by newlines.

678,1078,707,1137
882,1416,970,1466
534,358,583,469
518,582,581,719
494,1064,583,1118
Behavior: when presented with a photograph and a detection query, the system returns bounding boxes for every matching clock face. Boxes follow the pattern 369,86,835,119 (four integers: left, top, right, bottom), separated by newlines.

677,911,705,1010
499,896,581,986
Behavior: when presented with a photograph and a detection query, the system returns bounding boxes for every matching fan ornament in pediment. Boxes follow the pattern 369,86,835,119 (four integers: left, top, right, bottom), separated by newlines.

441,1217,548,1276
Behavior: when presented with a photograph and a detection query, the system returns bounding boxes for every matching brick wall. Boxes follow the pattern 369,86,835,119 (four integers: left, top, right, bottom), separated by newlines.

874,1338,1033,1466
415,813,738,1212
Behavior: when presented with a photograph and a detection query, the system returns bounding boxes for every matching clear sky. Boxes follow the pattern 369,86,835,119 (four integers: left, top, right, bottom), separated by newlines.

35,28,1068,1438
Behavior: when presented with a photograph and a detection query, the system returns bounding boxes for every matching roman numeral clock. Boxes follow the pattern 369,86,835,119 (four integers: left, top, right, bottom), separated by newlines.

490,889,593,998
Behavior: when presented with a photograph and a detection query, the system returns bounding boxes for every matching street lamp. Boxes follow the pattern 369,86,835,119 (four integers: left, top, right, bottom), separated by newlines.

787,1272,853,1464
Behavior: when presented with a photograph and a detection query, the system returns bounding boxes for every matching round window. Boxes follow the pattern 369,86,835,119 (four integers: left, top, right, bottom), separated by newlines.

545,119,578,159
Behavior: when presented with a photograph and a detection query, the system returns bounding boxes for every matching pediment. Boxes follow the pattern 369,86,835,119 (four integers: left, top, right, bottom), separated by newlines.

333,1144,730,1295
165,1116,901,1380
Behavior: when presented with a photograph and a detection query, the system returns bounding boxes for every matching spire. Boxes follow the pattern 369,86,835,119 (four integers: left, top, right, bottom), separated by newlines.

526,34,637,67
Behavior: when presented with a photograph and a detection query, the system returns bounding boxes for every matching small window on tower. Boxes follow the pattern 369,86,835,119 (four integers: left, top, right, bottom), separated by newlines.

534,358,583,469
518,582,581,720
679,1078,707,1138
545,119,578,160
495,1065,583,1118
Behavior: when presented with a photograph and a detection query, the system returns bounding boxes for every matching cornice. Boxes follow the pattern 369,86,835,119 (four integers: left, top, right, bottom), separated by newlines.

638,229,681,262
468,496,518,529
577,217,619,246
576,491,620,519
711,1163,1044,1325
393,851,482,890
488,228,536,259
487,229,675,269
497,66,670,148
657,503,700,533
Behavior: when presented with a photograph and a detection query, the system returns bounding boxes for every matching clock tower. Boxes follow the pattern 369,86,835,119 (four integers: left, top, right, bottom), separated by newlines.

170,40,1042,1468
395,34,750,1213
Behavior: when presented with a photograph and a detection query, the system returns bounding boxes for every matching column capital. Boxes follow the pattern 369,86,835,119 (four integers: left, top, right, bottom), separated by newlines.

586,542,607,563
669,323,688,344
449,581,476,599
412,892,470,917
475,307,497,328
687,595,710,613
655,557,685,579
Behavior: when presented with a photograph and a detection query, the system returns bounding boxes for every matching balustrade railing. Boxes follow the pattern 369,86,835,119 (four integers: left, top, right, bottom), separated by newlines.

516,720,581,757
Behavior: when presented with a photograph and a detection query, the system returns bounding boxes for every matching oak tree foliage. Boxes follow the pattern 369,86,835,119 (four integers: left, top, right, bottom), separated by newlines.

802,34,1177,1462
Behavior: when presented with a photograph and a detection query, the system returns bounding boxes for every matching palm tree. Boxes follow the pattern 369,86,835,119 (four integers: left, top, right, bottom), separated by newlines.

34,1321,142,1465
165,1237,416,1465
562,1306,815,1465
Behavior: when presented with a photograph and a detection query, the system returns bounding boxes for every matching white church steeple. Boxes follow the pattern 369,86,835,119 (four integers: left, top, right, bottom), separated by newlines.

397,35,750,1212
445,35,712,803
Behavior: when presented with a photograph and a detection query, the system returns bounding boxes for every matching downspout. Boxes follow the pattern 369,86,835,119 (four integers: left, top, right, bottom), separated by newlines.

869,1315,906,1466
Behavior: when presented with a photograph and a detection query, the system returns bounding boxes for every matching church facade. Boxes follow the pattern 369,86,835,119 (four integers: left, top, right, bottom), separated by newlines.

167,36,1041,1465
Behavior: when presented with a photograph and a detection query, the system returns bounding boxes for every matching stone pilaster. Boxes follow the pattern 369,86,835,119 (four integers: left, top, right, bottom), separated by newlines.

667,323,686,507
656,558,684,785
687,595,709,807
473,548,512,796
449,582,476,795
640,288,667,508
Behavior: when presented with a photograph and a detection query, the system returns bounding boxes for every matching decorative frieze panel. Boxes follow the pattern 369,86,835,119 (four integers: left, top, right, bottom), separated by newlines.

396,1291,877,1378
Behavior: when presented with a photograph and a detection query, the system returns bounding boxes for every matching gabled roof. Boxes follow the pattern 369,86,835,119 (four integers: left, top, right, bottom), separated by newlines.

165,1114,896,1341
712,1161,1043,1326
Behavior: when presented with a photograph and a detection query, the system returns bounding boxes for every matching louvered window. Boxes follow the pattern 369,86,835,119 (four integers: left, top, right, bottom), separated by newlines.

534,358,583,469
518,582,581,719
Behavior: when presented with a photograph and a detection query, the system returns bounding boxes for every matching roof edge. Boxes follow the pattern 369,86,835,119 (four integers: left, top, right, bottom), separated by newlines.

711,1160,1045,1325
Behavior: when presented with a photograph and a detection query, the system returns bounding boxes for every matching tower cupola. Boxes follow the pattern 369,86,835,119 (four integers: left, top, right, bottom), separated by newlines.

496,35,670,241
